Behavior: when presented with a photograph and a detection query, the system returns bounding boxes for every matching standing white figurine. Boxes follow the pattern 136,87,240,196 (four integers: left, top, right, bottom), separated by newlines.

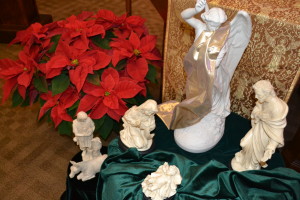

120,99,158,152
73,111,95,161
142,162,182,200
231,80,288,171
158,0,252,153
69,111,108,181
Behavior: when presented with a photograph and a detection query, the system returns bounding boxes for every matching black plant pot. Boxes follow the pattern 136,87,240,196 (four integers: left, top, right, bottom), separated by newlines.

142,193,175,200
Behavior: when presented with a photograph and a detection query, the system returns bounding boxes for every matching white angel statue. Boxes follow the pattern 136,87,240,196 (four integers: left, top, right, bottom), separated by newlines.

142,162,182,200
158,0,252,153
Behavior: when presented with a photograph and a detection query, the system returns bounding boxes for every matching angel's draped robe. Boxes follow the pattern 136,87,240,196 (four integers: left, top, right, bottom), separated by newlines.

160,23,231,130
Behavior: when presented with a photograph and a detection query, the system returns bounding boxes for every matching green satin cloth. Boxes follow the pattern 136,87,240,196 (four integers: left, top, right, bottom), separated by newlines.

96,114,300,200
98,140,300,200
62,113,300,200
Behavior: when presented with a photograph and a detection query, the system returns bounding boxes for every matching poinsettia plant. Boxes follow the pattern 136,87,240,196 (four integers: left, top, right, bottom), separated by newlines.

0,10,161,139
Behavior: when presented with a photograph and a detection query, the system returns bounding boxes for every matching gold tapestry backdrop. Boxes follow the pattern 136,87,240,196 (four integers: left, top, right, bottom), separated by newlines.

162,0,300,119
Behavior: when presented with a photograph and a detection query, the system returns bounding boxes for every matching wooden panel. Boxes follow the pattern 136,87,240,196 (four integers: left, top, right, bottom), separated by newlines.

0,0,52,43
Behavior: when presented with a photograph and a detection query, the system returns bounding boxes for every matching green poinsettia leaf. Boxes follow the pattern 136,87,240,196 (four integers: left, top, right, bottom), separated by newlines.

94,117,105,132
146,64,157,83
115,59,127,71
21,95,30,107
48,35,61,53
99,115,114,140
33,76,48,93
123,98,138,106
12,89,23,107
113,120,121,133
68,100,80,111
91,31,115,50
51,74,70,95
57,120,72,136
86,73,100,85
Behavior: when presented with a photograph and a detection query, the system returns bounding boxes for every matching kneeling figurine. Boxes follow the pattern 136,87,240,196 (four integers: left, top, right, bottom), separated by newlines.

120,99,158,152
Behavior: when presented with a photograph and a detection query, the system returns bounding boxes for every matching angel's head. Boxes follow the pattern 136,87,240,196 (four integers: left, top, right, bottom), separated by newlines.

201,7,227,31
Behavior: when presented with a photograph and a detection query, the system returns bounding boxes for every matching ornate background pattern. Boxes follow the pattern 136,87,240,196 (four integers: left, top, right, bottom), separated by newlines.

163,0,300,119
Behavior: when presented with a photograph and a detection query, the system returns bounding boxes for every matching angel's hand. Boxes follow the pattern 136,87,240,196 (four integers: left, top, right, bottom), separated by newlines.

195,0,206,13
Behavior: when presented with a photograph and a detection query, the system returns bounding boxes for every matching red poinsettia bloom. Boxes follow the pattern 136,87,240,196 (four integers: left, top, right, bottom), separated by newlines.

58,15,105,50
77,67,142,121
38,87,79,127
46,41,111,92
114,15,147,39
0,50,38,102
110,32,161,81
94,9,126,30
10,23,51,53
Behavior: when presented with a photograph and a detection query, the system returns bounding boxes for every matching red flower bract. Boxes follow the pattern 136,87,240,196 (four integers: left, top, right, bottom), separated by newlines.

0,50,37,102
77,68,142,121
38,87,79,127
111,32,161,81
46,41,111,92
0,9,161,137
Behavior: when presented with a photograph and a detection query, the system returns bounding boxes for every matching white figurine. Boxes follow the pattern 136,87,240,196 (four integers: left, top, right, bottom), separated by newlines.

231,80,288,171
70,111,108,181
73,111,95,161
120,99,158,151
161,0,252,153
142,162,182,200
69,154,108,181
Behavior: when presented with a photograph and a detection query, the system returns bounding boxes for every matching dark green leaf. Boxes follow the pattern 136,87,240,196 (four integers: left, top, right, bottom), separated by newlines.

51,74,70,95
115,59,127,71
68,100,80,111
86,73,100,85
21,95,30,107
39,98,46,107
48,35,61,53
39,60,48,64
113,120,121,133
146,64,157,83
91,36,111,49
91,31,116,50
57,120,73,136
99,115,114,140
12,89,23,107
94,117,105,132
33,76,48,93
123,98,138,105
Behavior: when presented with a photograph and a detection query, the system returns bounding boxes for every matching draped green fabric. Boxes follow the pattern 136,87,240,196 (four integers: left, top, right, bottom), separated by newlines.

63,113,300,200
98,139,300,200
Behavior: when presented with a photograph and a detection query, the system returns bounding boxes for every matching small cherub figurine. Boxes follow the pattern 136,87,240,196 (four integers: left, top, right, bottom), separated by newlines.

120,99,158,151
231,80,288,171
142,162,182,200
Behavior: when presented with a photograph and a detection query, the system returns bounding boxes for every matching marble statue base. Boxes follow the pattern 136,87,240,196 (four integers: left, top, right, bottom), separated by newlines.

174,112,225,153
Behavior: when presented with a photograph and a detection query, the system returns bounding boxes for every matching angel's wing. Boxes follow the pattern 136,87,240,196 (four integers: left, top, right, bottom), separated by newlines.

219,10,252,79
